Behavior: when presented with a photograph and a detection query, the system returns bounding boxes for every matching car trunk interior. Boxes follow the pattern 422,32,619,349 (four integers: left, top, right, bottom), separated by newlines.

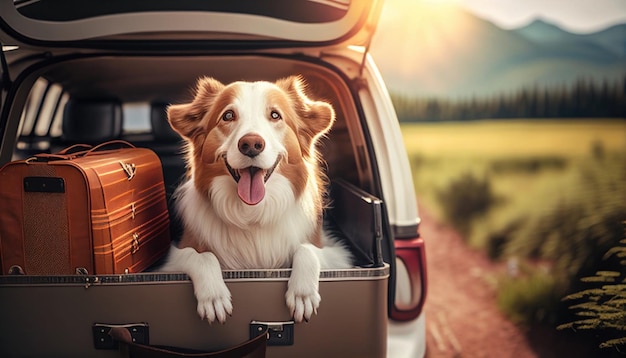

8,54,383,266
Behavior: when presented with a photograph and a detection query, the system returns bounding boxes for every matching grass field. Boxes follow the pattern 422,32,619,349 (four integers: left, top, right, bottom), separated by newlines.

400,118,626,326
401,119,626,217
401,119,626,158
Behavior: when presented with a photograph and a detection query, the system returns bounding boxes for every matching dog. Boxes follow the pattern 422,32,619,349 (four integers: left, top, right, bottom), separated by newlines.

161,76,352,324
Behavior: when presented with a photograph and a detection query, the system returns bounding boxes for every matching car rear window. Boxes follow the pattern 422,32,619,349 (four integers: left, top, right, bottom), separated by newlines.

16,0,348,23
123,102,151,134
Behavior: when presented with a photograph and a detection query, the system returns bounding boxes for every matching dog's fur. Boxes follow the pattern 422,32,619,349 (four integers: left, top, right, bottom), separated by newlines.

161,76,352,323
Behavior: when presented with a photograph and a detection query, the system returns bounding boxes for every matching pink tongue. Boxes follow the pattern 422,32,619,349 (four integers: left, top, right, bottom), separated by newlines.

237,168,265,205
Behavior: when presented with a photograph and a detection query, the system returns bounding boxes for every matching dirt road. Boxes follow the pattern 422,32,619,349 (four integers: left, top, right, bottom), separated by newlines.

418,205,600,358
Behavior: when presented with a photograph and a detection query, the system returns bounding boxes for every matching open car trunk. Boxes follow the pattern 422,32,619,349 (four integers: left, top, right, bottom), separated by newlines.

0,53,399,357
0,1,428,356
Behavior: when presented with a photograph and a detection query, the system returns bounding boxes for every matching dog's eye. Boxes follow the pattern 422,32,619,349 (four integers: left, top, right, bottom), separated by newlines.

270,111,282,121
222,110,235,122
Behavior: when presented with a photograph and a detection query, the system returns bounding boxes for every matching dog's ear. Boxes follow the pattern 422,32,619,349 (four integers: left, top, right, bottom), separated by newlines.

168,77,225,139
276,76,335,153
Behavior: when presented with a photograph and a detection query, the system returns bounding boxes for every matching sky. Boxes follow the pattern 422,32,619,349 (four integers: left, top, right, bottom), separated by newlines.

457,0,626,33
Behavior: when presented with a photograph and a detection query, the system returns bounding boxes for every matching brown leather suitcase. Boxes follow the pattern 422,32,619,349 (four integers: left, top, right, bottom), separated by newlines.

0,141,171,275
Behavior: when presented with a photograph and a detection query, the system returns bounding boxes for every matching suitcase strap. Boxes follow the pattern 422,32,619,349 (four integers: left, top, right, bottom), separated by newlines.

109,326,268,358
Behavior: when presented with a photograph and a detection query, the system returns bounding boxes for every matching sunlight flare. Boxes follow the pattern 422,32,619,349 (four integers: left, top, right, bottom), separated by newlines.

372,0,478,91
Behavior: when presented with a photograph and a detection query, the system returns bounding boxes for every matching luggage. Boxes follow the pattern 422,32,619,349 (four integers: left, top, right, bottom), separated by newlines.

0,141,171,275
0,179,389,357
0,266,388,357
327,179,385,268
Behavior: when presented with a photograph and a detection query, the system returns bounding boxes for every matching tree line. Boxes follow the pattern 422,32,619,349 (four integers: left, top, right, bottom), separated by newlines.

391,77,626,122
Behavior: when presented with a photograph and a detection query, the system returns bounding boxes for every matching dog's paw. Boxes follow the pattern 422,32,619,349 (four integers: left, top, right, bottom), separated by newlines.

187,251,233,324
194,279,233,324
285,281,321,323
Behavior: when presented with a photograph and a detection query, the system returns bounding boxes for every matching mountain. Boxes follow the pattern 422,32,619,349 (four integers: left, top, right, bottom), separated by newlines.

369,3,626,98
580,24,626,57
515,20,624,59
514,19,577,43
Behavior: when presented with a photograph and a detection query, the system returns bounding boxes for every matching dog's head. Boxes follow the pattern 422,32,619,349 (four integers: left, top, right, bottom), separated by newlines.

168,76,334,206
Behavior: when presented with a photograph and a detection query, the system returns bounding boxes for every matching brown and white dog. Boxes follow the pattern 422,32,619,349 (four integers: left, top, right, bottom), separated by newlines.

161,76,352,323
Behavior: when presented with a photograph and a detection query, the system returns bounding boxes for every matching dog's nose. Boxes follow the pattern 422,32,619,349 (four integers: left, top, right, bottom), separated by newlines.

238,134,265,157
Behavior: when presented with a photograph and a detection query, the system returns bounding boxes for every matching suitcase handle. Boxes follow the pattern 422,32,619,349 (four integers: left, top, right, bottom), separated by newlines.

27,153,80,162
27,143,93,162
57,143,93,155
84,140,136,156
28,141,136,163
108,325,268,357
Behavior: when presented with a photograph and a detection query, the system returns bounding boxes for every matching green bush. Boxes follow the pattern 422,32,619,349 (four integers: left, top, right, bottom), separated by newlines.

497,270,564,326
504,159,625,279
493,158,625,328
436,172,498,237
483,219,523,260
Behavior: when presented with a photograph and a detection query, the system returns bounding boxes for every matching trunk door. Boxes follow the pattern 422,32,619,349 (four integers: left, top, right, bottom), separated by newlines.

0,0,382,50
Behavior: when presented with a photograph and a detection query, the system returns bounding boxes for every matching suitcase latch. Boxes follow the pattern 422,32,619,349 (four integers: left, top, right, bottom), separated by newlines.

93,323,149,349
119,161,136,181
250,320,294,346
131,233,140,254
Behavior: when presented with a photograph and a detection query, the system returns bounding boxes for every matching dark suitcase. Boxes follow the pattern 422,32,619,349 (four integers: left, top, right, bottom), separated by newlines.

0,266,388,357
0,141,171,275
327,179,385,268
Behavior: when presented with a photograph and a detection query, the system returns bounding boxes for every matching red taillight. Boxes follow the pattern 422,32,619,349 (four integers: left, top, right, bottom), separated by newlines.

390,236,427,321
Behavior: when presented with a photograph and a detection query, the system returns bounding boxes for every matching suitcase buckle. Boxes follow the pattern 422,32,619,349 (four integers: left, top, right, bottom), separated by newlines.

250,320,294,346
